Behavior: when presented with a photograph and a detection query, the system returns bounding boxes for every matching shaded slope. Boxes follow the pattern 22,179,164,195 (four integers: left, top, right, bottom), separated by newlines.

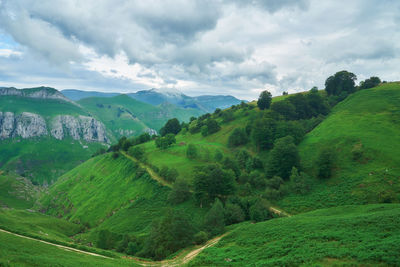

280,83,400,212
190,204,400,266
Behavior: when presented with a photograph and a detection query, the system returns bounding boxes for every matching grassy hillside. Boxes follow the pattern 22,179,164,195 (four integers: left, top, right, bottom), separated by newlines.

0,231,134,267
78,95,202,140
0,172,39,209
38,153,205,245
0,95,88,119
279,83,400,213
0,138,104,185
190,204,400,266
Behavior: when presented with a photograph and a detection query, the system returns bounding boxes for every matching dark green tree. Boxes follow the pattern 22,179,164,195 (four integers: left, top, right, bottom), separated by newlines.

224,203,245,225
168,179,192,204
257,90,272,110
271,100,296,120
266,136,300,179
186,144,198,159
128,146,145,161
228,128,248,147
160,118,181,136
251,117,277,150
140,210,195,260
155,134,176,149
359,76,381,90
325,70,357,96
316,147,335,179
194,164,235,206
249,198,271,222
289,167,310,194
204,199,225,236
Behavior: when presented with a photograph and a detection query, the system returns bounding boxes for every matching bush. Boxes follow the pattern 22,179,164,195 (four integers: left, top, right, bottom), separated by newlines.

289,167,310,194
204,199,225,236
316,147,335,179
228,128,248,147
112,152,119,159
168,179,191,204
194,231,209,245
160,118,181,136
128,146,145,161
249,198,271,222
186,144,198,159
155,134,176,149
266,136,300,179
160,166,179,182
224,203,245,225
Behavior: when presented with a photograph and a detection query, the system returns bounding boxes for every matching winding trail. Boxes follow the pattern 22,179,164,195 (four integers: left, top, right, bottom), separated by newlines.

121,151,172,188
0,228,111,259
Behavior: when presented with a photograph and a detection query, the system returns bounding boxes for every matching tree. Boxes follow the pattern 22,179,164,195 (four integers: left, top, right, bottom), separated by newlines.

186,144,198,159
128,146,145,161
228,128,248,147
168,179,191,204
140,210,195,260
194,164,235,206
160,166,179,182
249,198,271,222
214,149,224,162
266,136,300,179
359,76,381,90
202,118,220,136
224,203,245,225
289,167,310,194
257,90,272,110
204,199,225,236
251,117,277,150
155,134,176,149
160,118,181,136
325,70,357,96
316,147,335,179
271,100,296,120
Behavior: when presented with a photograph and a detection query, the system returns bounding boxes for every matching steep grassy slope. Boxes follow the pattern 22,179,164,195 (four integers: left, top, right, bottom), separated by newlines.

0,209,82,243
0,137,104,185
0,172,39,209
190,204,400,266
279,83,400,213
78,95,202,140
38,153,205,244
0,231,134,267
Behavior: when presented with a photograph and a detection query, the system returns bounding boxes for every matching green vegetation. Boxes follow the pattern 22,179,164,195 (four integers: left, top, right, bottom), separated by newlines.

0,137,103,184
0,172,38,209
190,204,400,266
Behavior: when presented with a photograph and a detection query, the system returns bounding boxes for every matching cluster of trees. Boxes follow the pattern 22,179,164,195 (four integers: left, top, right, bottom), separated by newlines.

155,133,176,149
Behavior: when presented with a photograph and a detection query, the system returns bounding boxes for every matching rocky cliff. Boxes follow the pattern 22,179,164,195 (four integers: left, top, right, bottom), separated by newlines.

0,86,74,103
0,111,108,143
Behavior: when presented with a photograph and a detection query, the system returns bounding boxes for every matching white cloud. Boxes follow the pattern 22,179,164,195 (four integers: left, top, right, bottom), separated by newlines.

0,0,399,100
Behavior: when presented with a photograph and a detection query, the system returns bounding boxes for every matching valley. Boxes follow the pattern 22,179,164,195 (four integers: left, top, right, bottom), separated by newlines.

1,78,400,266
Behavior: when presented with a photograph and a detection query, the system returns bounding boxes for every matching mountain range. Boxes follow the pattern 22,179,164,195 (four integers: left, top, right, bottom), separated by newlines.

61,88,243,113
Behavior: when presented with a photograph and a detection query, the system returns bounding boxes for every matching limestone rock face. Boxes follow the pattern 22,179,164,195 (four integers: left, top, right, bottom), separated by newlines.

15,112,48,138
0,111,108,143
50,115,108,142
0,112,47,138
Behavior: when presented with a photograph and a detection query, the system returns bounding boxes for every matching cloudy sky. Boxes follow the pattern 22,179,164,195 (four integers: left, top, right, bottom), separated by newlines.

0,0,399,100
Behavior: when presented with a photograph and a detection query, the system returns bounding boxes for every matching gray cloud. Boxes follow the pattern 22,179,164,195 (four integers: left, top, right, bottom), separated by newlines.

0,0,399,100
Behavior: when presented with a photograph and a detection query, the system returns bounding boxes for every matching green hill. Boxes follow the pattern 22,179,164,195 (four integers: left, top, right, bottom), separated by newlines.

38,152,205,246
189,204,400,266
279,83,400,213
78,94,202,140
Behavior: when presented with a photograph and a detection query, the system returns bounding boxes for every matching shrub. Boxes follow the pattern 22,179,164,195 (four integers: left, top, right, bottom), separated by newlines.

224,203,245,225
186,144,198,159
128,146,145,161
194,231,209,245
228,128,248,147
204,199,225,236
168,179,191,204
316,147,335,179
249,198,271,222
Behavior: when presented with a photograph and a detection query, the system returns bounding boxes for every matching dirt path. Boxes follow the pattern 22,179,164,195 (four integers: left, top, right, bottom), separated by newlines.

121,151,172,188
269,206,291,217
0,227,227,266
0,228,111,259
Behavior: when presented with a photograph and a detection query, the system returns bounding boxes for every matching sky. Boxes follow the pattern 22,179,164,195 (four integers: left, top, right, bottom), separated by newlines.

0,0,399,100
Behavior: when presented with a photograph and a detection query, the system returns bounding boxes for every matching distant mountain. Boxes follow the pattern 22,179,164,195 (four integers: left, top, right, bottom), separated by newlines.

128,88,243,112
61,89,120,101
61,88,244,113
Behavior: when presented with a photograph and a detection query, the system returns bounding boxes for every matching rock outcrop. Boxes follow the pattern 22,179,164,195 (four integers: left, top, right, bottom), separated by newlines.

50,115,108,142
0,86,74,103
0,111,108,143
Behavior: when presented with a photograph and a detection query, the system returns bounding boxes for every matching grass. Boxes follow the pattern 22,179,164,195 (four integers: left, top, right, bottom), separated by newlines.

0,172,38,209
38,153,206,245
190,204,400,266
0,231,135,267
279,83,400,213
78,94,202,140
0,137,104,185
0,209,82,243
